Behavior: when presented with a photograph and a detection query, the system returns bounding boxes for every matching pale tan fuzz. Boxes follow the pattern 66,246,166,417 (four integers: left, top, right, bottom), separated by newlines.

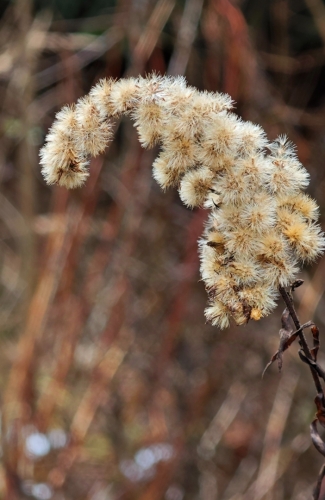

108,78,139,115
74,96,112,156
40,105,89,188
89,78,116,118
133,101,163,148
277,193,319,221
179,167,215,207
152,155,180,189
205,301,230,329
40,76,325,328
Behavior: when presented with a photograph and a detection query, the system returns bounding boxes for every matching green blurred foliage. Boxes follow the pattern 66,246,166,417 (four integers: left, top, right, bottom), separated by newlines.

35,0,117,19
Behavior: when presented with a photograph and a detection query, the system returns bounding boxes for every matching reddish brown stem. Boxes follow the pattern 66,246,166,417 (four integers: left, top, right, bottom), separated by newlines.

279,285,324,397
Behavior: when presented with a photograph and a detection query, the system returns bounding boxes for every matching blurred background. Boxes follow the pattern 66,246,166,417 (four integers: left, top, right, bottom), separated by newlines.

1,0,325,498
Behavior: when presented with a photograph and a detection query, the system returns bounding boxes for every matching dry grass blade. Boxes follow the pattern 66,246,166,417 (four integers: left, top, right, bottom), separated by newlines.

198,382,248,459
35,297,84,431
304,0,325,46
297,258,325,322
48,344,127,490
36,27,123,90
168,0,204,75
241,373,299,500
1,1,325,498
132,0,176,71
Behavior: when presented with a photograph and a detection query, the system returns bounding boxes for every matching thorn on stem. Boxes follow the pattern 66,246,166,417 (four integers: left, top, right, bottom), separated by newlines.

291,279,304,291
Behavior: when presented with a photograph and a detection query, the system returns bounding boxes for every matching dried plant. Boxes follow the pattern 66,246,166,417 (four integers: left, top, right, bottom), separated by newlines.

0,0,324,496
4,0,325,498
40,74,325,330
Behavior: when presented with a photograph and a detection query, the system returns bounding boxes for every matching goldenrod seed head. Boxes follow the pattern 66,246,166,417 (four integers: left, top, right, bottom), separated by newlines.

210,204,243,232
200,111,242,159
152,154,181,189
268,137,310,194
238,284,278,315
40,76,324,328
277,193,319,222
250,308,262,321
217,169,251,206
237,121,269,155
89,78,116,118
132,101,163,148
223,227,261,257
241,195,276,234
205,300,230,329
283,222,325,262
40,105,90,187
74,96,112,156
108,78,139,115
179,167,215,207
228,258,261,286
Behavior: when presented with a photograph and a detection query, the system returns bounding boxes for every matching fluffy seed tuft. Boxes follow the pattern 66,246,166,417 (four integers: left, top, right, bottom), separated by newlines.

40,76,324,328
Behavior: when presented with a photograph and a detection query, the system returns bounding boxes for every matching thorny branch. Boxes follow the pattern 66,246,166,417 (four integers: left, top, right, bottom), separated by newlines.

265,283,325,499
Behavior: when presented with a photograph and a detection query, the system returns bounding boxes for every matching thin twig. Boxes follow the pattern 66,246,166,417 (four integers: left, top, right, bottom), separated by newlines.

278,285,324,397
313,463,325,500
168,0,204,76
278,285,325,499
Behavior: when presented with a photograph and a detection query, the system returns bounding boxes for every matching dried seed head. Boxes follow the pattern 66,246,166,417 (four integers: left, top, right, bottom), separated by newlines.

179,167,215,207
133,101,163,148
108,78,139,115
241,196,276,234
40,75,325,328
283,222,325,262
277,193,319,222
228,258,261,286
89,78,116,119
40,105,89,188
152,154,180,189
237,121,268,155
205,300,230,329
238,284,278,316
74,96,112,157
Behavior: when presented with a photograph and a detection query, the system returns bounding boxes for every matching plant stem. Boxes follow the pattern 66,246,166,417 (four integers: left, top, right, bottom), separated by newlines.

278,285,324,398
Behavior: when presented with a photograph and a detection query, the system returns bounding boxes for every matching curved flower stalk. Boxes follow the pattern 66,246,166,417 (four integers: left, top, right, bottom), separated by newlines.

40,74,325,328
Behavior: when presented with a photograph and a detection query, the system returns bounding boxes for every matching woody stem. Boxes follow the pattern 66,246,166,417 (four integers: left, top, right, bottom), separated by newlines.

278,285,324,397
